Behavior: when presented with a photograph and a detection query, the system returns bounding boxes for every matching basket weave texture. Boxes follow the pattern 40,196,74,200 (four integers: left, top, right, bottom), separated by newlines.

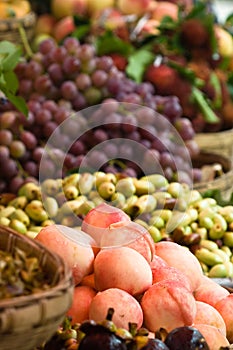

0,225,74,350
0,11,36,43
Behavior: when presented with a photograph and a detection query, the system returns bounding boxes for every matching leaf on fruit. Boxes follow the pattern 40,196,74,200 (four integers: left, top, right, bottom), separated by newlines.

3,71,19,94
95,30,134,56
126,49,154,83
72,15,91,40
4,92,28,117
0,40,28,116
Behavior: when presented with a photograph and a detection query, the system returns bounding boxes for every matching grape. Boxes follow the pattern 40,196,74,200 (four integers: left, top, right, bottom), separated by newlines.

38,38,57,55
69,140,86,156
91,70,108,87
0,145,10,160
24,60,43,80
0,36,202,193
0,111,16,129
48,63,64,85
62,56,81,77
34,74,53,95
20,130,38,150
0,130,13,146
24,161,38,177
9,140,26,159
60,81,78,100
35,109,52,125
63,36,80,54
1,159,18,179
8,176,25,194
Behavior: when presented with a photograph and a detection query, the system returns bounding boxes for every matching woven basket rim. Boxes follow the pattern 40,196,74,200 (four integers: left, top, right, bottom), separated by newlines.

0,224,74,307
0,11,36,23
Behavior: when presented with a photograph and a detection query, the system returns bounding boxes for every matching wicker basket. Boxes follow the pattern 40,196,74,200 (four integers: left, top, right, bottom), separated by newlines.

194,129,233,161
192,151,233,199
0,11,36,44
0,225,74,350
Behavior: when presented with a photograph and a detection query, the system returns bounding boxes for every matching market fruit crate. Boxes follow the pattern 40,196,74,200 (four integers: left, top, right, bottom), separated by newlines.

0,225,74,350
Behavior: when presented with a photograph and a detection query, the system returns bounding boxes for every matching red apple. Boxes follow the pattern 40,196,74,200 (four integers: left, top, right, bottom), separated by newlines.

52,16,75,42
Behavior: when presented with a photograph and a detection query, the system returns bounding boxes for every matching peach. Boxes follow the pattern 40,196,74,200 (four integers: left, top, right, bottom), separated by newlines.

67,285,96,324
215,294,233,342
194,276,229,307
94,246,152,296
51,0,87,19
89,288,143,329
100,221,155,263
35,14,57,36
81,203,130,245
194,301,226,336
194,324,230,350
52,16,75,42
87,0,115,15
151,1,179,22
214,25,233,58
80,273,96,290
117,0,151,16
35,225,95,285
151,264,192,292
154,241,203,291
140,280,197,333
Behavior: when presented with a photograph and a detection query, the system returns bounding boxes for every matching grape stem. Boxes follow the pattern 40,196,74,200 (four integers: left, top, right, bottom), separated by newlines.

191,86,220,124
18,23,33,59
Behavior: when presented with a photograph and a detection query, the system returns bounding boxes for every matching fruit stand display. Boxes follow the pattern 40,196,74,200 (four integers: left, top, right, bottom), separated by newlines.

1,0,233,349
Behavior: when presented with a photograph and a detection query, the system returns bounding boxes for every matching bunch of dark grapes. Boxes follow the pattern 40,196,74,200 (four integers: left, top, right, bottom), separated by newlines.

0,37,200,194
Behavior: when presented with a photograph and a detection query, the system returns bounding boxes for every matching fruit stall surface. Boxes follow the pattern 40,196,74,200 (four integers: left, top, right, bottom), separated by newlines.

1,0,233,349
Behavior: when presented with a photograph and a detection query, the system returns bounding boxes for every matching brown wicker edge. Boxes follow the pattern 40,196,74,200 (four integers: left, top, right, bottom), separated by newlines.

0,225,74,350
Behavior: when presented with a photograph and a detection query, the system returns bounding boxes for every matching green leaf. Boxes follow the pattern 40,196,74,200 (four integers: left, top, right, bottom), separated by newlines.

3,71,19,94
1,46,22,71
209,72,222,109
0,40,18,55
72,15,91,40
5,92,28,116
95,31,134,56
126,49,154,83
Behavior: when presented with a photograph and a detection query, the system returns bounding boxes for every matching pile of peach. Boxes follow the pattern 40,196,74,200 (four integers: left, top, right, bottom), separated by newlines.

35,203,233,350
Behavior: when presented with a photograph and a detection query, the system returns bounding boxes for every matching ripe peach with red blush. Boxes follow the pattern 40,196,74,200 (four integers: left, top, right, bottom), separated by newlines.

67,285,96,324
194,324,230,350
94,246,152,296
100,220,155,263
154,241,204,291
35,225,95,285
81,203,130,245
194,276,230,307
215,294,233,343
89,288,143,329
140,279,197,333
194,301,226,336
